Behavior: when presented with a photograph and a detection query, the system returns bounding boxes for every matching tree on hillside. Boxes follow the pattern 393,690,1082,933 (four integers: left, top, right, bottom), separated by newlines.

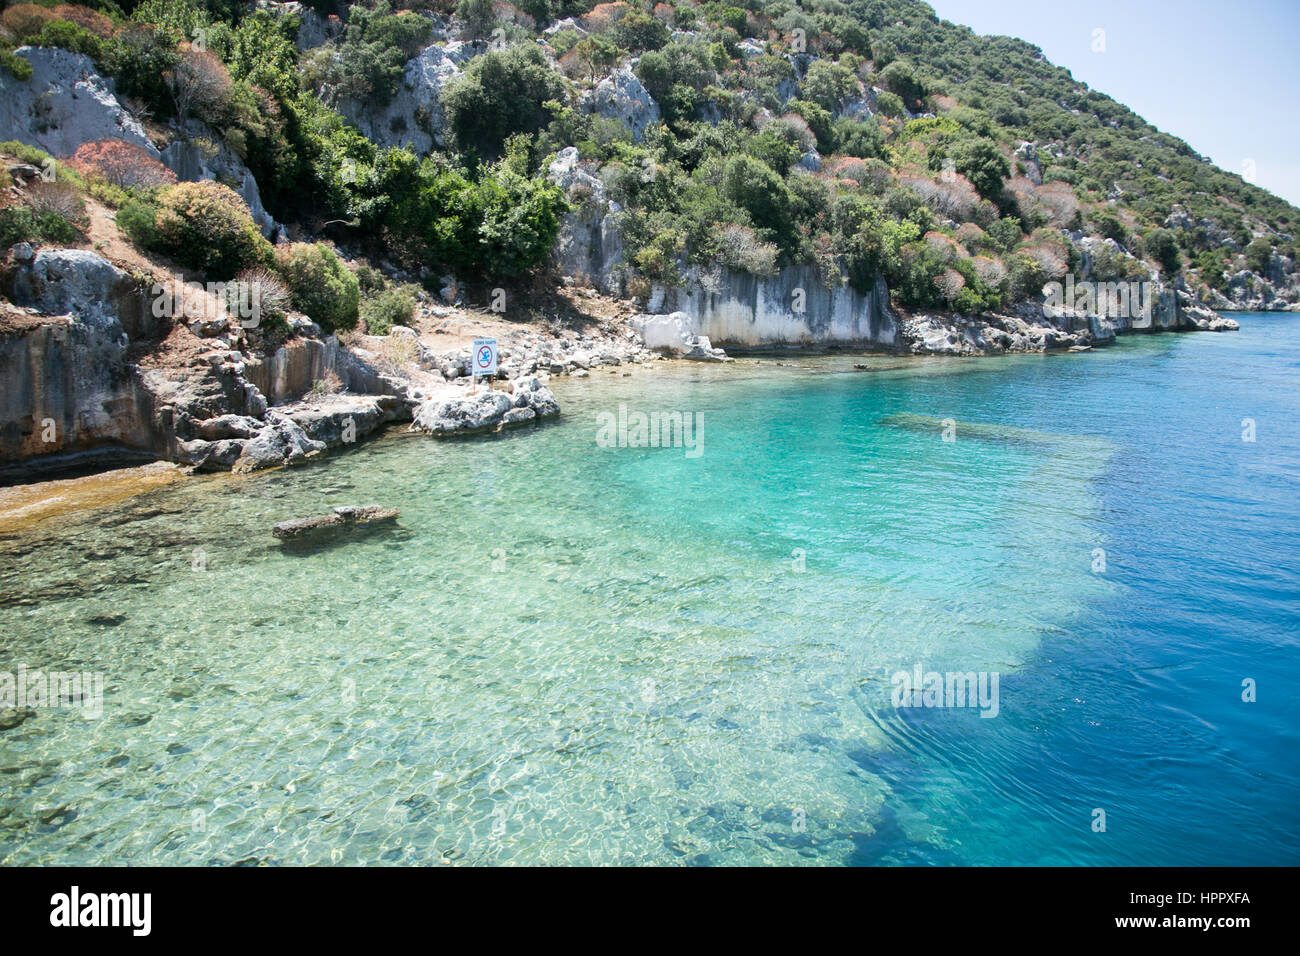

71,140,177,189
948,136,1009,202
442,45,567,158
1142,228,1182,274
1245,237,1273,274
168,44,233,123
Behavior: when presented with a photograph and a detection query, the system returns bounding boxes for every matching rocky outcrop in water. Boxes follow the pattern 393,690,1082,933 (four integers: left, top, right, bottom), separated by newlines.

1,251,159,460
1,248,448,471
272,504,399,539
411,376,559,436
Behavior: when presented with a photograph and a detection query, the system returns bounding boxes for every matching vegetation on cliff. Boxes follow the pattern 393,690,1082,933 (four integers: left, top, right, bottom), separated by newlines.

1,0,1297,314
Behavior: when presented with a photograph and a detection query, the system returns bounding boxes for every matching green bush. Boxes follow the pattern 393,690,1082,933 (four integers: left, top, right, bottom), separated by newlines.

275,242,360,333
455,0,497,40
1141,228,1182,274
1006,252,1050,300
832,116,884,159
946,136,1010,201
461,138,567,278
610,10,669,54
152,181,272,279
442,45,567,159
35,211,78,244
1194,250,1228,291
1245,237,1273,274
985,216,1023,252
28,19,105,59
1091,211,1127,244
361,285,416,335
0,205,79,246
879,60,924,107
1,47,33,81
116,199,160,249
0,206,38,247
874,91,904,118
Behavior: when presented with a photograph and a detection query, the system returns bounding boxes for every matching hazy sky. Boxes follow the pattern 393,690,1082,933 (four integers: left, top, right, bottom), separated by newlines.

925,0,1300,208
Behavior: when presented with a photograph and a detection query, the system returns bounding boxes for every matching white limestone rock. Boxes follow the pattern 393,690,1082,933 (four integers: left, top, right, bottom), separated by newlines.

0,47,156,159
580,68,660,142
337,43,472,155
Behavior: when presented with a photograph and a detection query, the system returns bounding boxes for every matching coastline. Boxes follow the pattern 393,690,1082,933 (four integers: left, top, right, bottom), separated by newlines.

0,310,1240,535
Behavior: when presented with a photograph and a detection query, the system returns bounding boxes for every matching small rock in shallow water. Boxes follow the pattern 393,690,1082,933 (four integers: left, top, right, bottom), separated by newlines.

0,709,36,731
273,505,400,540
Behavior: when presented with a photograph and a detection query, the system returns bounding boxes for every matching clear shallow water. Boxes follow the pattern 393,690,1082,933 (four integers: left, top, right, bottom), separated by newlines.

1,315,1297,866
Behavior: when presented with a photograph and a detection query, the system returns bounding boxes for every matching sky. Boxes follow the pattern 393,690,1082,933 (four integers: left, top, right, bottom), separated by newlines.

925,0,1300,208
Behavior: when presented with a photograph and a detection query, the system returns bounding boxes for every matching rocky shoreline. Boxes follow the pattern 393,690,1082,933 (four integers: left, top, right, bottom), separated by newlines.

1,246,1244,490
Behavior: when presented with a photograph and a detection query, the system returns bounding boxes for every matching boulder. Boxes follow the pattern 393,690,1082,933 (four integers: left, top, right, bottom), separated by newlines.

0,48,156,159
580,69,660,142
10,249,141,325
633,311,696,353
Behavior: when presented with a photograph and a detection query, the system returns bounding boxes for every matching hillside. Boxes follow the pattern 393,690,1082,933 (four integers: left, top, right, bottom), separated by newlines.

0,0,1293,472
3,0,1297,315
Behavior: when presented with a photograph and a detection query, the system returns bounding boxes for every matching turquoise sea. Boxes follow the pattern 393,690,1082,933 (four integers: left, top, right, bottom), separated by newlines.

1,312,1297,865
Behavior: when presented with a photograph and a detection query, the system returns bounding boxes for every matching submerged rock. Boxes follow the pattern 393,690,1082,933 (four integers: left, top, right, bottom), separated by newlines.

0,708,37,731
272,504,399,539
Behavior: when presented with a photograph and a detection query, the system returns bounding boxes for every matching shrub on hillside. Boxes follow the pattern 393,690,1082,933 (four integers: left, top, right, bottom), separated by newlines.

232,266,292,328
153,181,272,279
275,242,360,333
116,198,160,249
167,44,233,122
1142,228,1182,274
22,181,85,223
361,285,416,336
1244,237,1273,275
71,141,178,190
442,45,567,158
0,205,78,246
0,4,56,39
874,91,904,118
52,5,114,37
714,223,778,275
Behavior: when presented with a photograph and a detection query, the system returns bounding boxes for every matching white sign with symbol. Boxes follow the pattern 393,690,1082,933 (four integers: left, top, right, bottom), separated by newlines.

472,338,498,377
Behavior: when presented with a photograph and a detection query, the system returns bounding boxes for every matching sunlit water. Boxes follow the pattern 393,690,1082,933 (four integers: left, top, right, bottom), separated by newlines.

2,314,1297,865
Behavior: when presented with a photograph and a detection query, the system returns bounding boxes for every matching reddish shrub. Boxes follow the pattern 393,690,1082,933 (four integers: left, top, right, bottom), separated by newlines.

71,140,177,189
1,4,57,39
52,4,114,37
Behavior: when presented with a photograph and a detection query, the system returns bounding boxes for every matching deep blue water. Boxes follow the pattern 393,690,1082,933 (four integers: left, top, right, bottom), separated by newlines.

843,314,1300,865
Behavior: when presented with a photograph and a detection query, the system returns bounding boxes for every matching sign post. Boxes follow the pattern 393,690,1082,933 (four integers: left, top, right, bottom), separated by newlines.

471,337,498,392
